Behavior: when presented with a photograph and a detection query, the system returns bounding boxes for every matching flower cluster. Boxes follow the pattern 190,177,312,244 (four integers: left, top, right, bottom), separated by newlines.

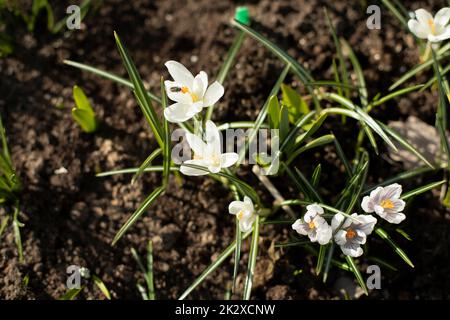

292,183,406,257
164,61,256,230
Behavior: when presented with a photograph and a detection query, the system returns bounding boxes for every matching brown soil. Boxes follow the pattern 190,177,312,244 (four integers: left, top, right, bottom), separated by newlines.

0,0,448,299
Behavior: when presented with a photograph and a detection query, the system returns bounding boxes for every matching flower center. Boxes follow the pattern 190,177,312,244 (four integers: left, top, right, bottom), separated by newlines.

380,199,394,209
428,18,437,35
308,221,315,229
237,211,244,220
346,229,357,239
181,86,200,102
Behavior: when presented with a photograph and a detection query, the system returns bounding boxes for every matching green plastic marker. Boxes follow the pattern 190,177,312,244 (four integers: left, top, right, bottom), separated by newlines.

235,6,250,25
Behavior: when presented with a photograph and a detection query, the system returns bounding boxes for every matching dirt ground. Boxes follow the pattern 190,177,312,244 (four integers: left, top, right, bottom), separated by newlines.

0,0,449,299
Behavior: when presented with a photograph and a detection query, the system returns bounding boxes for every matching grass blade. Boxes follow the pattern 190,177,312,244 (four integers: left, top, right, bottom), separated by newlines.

325,8,350,98
341,39,368,109
231,19,320,110
206,31,245,120
131,148,162,185
345,256,368,295
112,186,165,245
237,65,289,165
179,229,252,300
146,240,156,300
12,205,23,263
243,216,260,300
59,287,84,300
114,32,164,147
64,60,161,103
381,0,408,27
311,164,321,188
161,77,171,187
400,180,446,200
91,275,111,300
316,244,327,275
375,228,414,268
389,46,450,91
377,121,434,169
333,135,353,177
232,218,242,294
370,85,424,109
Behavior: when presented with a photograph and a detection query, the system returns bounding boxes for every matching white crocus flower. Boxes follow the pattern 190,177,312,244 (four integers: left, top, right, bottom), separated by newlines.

408,8,450,43
164,60,224,123
361,183,406,224
332,213,377,258
292,204,332,245
180,120,238,176
229,196,256,232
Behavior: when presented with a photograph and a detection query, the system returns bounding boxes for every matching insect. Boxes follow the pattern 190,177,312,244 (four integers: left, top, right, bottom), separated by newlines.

170,87,182,92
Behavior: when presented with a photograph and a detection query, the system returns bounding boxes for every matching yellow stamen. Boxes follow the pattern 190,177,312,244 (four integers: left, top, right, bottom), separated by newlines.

428,18,437,35
308,221,315,229
180,86,199,102
380,199,394,209
237,211,244,220
346,229,357,239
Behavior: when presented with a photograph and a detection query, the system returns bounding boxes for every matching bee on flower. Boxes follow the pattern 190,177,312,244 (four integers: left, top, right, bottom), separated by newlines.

292,204,332,245
228,196,256,232
361,183,406,224
164,60,224,123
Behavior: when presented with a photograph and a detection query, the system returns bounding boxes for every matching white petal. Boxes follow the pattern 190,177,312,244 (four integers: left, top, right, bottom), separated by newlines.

430,26,450,42
165,60,194,87
308,230,318,243
341,244,363,258
356,214,377,235
434,7,450,26
361,195,374,213
374,205,385,216
229,200,244,215
205,120,221,155
293,222,310,236
198,71,208,97
180,159,209,176
390,199,405,213
185,132,208,158
415,9,434,31
316,224,332,245
220,153,238,168
355,229,367,245
192,73,205,99
306,203,324,215
164,80,192,104
334,230,347,246
408,19,430,39
164,103,199,123
243,196,253,207
240,215,255,232
382,183,402,199
331,213,345,231
369,187,384,204
382,212,406,224
292,219,303,231
203,81,224,106
208,163,221,173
